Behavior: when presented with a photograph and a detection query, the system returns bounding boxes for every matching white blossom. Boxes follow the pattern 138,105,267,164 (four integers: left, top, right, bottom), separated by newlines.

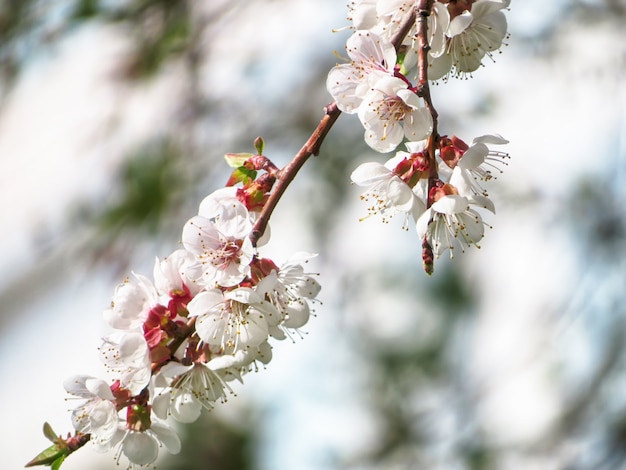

416,191,494,257
351,152,426,227
103,274,157,331
186,287,275,354
182,194,255,288
63,375,118,449
100,331,151,396
327,30,396,114
430,0,510,79
359,75,433,152
111,420,181,468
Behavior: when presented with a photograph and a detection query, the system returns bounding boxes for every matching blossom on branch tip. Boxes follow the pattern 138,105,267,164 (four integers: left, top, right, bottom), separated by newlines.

430,0,510,79
63,375,118,449
416,187,494,258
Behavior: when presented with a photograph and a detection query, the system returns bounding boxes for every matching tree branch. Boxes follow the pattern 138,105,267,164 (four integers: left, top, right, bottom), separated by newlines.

250,9,423,246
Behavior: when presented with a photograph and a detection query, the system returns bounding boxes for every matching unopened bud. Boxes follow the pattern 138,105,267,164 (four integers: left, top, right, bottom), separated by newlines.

422,238,434,275
254,136,265,155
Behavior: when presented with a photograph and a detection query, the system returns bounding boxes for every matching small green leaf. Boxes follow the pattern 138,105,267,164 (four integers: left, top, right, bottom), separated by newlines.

25,444,66,467
226,167,257,186
42,423,58,443
224,153,254,168
50,455,66,470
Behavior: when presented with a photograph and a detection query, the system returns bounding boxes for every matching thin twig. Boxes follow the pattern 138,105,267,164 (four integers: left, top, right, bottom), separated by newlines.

250,9,423,246
415,0,439,181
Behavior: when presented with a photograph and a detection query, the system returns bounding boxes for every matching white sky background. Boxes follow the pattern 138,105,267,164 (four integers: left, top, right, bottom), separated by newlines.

0,1,624,469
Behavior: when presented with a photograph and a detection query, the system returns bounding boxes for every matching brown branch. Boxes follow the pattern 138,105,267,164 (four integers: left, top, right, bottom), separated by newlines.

250,10,422,246
415,0,439,181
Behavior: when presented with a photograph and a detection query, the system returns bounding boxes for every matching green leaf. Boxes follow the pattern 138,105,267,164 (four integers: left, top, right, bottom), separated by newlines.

42,423,58,443
25,444,66,467
50,455,66,470
224,153,254,168
226,166,257,186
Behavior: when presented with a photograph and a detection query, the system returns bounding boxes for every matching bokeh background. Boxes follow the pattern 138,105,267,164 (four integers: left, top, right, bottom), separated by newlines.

1,0,625,469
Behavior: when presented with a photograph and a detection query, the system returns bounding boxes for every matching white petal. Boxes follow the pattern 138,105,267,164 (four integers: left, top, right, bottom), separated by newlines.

283,301,310,329
459,143,488,169
403,108,433,141
85,378,115,401
428,51,453,80
364,122,404,153
181,216,219,255
415,208,433,239
159,361,193,378
123,432,159,466
171,393,202,423
63,375,94,397
449,167,473,196
195,313,228,346
187,289,225,318
238,309,270,348
448,11,473,36
347,30,396,73
432,194,469,214
472,133,509,145
404,140,428,154
351,162,392,186
469,194,496,214
295,276,322,298
224,287,262,304
118,332,149,368
461,210,485,243
152,390,171,420
386,177,415,212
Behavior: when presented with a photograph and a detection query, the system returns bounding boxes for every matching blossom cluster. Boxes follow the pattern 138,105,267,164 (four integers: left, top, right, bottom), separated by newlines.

62,185,320,468
346,0,510,81
328,0,510,272
351,135,509,267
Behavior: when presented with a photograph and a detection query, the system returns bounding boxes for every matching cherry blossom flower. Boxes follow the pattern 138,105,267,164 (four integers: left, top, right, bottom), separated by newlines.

103,274,158,331
182,193,255,288
351,143,428,226
153,249,203,299
449,134,510,196
152,361,234,423
186,287,276,354
100,331,151,396
430,0,510,79
254,253,321,340
63,375,118,449
327,30,397,114
110,419,181,469
359,75,433,152
416,185,494,257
